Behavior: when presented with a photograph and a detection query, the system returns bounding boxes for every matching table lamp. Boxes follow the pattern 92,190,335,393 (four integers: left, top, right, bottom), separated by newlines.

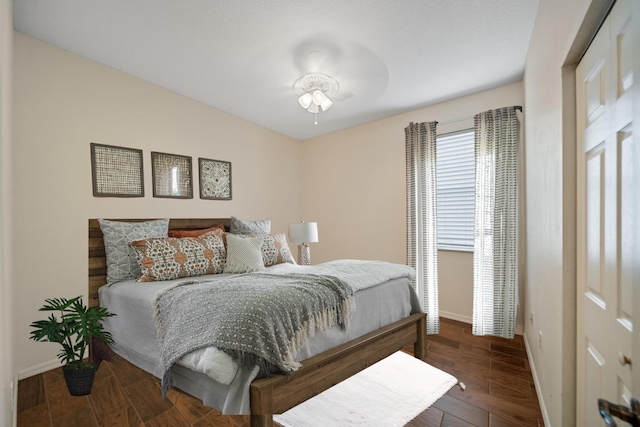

288,221,318,265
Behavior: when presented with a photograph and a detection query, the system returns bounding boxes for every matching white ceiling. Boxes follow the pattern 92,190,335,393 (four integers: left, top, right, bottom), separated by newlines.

13,0,539,141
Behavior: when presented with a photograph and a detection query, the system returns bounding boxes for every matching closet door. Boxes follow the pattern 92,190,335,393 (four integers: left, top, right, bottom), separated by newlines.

576,0,634,425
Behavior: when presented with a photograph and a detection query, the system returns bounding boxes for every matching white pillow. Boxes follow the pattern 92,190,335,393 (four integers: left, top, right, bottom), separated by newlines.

223,234,265,273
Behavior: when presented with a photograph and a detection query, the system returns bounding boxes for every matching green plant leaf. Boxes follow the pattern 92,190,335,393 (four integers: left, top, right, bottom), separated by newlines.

30,296,116,366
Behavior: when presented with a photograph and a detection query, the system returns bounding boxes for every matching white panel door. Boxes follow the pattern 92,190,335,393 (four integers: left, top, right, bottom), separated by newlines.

576,0,634,425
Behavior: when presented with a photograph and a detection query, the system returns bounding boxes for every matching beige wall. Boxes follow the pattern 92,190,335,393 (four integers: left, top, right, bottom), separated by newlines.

12,32,303,377
523,0,598,425
1,0,14,425
301,81,524,331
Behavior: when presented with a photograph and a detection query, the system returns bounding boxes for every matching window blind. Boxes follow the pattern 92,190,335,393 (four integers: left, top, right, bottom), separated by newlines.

436,130,475,251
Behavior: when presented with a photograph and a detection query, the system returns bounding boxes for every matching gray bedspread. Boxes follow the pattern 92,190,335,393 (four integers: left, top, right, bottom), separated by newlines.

154,273,354,397
99,261,420,414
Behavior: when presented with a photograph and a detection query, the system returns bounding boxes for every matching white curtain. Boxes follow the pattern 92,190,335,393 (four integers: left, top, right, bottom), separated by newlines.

472,107,520,339
405,122,439,334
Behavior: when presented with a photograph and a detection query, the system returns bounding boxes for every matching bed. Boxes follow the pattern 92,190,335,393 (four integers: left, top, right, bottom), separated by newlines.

88,218,427,427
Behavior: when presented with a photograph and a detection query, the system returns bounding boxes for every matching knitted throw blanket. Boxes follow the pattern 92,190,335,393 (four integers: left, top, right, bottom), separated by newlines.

154,273,355,398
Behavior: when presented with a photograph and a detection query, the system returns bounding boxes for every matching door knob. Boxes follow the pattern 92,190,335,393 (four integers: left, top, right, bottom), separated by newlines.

618,352,632,366
599,398,640,426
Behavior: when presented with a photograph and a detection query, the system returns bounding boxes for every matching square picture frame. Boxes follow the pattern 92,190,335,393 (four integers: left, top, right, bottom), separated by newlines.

90,143,144,197
199,158,232,200
151,151,193,199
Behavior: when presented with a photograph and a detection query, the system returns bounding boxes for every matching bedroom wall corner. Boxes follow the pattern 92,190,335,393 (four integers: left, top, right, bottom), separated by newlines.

0,0,15,425
11,32,303,377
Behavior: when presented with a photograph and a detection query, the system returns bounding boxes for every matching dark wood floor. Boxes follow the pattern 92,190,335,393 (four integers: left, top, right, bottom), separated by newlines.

17,318,544,427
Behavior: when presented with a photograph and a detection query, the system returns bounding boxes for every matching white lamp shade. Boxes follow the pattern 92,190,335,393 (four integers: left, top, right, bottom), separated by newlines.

298,92,312,109
307,103,320,113
320,96,333,111
288,222,319,243
311,90,325,105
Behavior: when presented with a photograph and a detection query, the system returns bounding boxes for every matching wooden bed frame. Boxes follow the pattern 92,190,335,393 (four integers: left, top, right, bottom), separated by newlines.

88,218,427,427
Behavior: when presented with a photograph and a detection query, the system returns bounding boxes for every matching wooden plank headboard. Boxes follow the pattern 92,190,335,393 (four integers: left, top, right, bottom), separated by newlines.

88,218,232,307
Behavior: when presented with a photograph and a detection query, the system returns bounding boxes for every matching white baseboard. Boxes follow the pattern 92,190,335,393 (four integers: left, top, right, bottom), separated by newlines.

439,311,472,325
523,333,550,427
12,372,17,427
18,359,60,380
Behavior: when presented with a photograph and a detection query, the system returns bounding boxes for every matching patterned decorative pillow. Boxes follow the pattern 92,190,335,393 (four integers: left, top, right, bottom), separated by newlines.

230,216,271,235
99,218,170,284
168,225,225,238
130,229,227,282
223,234,265,274
254,233,296,266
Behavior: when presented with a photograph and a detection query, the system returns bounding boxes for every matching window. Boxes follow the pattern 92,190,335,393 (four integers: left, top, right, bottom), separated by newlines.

436,130,475,251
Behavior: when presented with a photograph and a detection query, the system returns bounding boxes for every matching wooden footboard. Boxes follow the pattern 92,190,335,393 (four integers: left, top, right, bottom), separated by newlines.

249,312,426,427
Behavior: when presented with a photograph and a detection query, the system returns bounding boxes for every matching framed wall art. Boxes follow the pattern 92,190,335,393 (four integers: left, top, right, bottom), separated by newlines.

151,151,193,199
90,143,144,197
199,158,232,200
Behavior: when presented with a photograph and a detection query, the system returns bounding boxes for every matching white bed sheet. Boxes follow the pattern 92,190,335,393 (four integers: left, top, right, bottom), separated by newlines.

98,264,421,414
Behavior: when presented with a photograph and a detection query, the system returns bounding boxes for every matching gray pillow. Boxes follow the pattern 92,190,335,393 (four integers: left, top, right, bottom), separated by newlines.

230,215,271,235
98,218,169,284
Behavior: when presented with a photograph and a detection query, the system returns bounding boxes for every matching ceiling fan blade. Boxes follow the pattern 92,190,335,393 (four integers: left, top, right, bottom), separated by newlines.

332,90,353,102
305,51,326,73
292,38,343,75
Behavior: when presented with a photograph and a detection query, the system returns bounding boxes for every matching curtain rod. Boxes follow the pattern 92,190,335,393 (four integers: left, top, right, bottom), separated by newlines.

437,106,523,126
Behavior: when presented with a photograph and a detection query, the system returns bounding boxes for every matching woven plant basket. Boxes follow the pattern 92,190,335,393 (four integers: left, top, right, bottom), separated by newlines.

62,364,97,396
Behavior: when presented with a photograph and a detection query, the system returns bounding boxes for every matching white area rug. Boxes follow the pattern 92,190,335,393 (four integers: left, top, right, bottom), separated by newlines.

274,351,458,427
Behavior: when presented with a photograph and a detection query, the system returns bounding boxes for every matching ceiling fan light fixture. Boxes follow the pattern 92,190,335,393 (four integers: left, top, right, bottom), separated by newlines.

293,73,339,123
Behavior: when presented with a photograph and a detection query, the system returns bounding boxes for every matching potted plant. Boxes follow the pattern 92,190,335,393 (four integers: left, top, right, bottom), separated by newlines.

30,296,115,396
